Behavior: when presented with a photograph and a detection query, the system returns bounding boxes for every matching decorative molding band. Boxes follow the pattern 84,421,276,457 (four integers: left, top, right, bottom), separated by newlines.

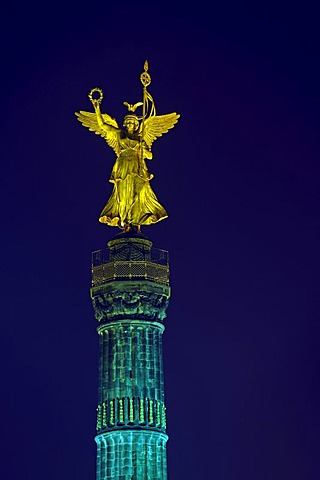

96,397,166,433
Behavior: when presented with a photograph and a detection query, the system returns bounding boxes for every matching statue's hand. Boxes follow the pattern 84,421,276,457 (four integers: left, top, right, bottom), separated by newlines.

141,140,153,160
92,99,100,110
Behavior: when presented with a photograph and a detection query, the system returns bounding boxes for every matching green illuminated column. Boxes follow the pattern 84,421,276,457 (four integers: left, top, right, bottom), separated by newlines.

90,233,170,480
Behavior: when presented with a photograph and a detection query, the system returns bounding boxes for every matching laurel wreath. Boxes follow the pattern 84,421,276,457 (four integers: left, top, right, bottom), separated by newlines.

88,88,103,105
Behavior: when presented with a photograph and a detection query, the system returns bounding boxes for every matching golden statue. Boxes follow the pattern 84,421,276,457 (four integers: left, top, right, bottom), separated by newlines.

75,61,180,232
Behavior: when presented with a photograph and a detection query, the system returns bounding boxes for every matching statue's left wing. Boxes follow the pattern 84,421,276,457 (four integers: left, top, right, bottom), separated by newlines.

75,111,120,155
142,113,180,149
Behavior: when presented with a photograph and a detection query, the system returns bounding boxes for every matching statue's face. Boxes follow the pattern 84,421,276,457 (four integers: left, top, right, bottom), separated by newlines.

124,118,139,134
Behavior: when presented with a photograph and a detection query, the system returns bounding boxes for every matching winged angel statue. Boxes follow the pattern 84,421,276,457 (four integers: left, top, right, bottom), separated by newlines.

75,62,180,232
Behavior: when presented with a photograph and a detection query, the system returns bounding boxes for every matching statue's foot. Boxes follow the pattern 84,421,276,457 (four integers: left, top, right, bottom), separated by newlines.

131,225,142,234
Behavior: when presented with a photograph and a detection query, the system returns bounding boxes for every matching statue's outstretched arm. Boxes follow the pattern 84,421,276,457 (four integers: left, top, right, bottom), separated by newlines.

75,100,120,156
92,100,104,128
92,99,119,134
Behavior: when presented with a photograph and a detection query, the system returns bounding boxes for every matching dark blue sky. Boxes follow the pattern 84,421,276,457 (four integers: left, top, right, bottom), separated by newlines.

1,2,320,479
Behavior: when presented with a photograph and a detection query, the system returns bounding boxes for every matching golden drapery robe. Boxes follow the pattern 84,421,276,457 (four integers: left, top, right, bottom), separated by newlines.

99,134,167,227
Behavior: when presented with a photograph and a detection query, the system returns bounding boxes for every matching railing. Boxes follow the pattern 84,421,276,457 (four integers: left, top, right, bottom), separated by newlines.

91,247,169,286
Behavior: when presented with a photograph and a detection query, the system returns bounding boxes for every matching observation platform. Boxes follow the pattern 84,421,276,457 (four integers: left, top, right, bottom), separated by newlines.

91,234,169,287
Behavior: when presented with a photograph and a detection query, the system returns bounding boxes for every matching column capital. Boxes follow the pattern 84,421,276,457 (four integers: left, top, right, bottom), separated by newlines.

91,280,170,324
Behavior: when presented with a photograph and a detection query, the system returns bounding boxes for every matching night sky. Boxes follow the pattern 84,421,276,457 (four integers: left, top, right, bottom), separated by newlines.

1,2,320,479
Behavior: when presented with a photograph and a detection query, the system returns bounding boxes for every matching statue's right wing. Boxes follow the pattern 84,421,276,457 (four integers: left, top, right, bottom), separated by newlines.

141,112,180,149
75,111,120,155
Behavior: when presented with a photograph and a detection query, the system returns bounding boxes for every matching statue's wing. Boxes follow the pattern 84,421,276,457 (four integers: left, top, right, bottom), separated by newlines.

75,110,120,155
141,113,180,149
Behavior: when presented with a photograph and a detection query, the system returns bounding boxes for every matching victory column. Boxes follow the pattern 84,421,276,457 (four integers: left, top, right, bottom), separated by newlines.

76,62,179,479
